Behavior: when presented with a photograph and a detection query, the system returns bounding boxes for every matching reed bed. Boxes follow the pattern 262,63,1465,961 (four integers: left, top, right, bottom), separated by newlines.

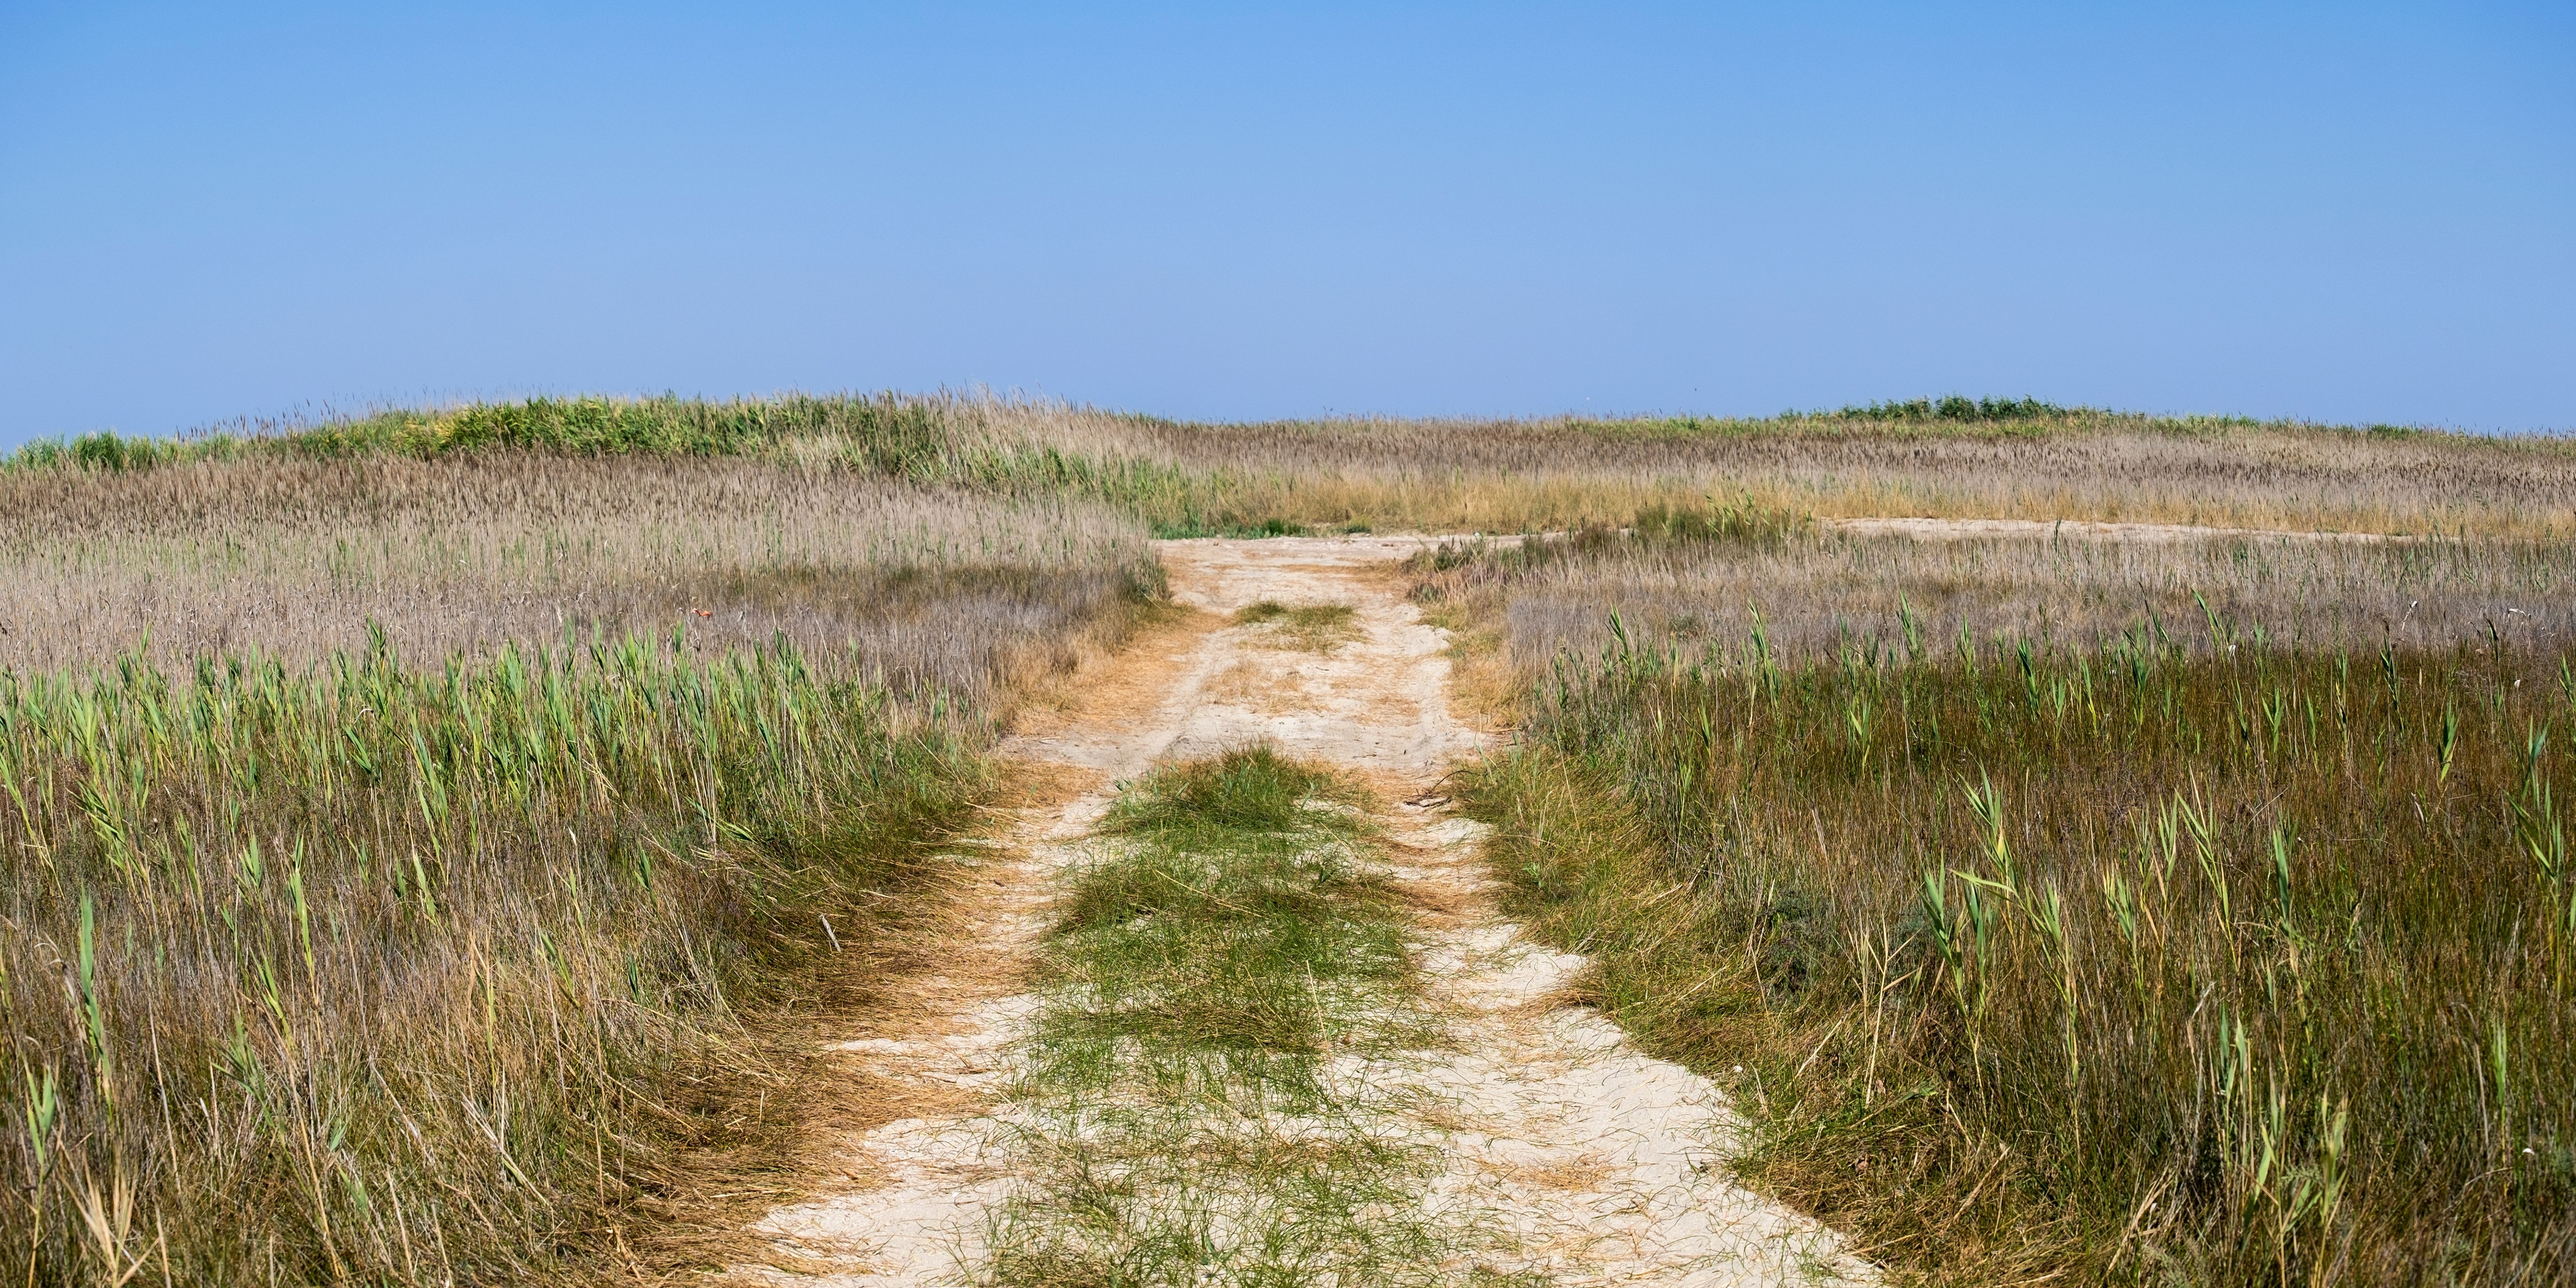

0,448,1158,1282
7,392,2574,1283
1411,511,2576,671
1427,515,2576,1284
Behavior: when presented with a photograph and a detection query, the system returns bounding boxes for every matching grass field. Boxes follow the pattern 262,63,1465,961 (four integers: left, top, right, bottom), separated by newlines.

1418,514,2576,1284
3,392,2571,1284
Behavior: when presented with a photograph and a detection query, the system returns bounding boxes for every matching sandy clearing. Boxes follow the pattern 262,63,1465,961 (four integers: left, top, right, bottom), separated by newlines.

735,535,1872,1286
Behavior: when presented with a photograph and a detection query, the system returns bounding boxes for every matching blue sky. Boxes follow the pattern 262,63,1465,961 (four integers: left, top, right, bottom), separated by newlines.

2,2,2569,446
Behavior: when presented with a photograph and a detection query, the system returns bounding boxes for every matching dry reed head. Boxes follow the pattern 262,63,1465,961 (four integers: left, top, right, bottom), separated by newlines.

0,451,1155,699
1414,525,2576,675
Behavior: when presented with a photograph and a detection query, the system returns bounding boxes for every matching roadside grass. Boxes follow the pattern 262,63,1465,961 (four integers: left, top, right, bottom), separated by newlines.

1431,520,2576,1284
980,746,1487,1287
1232,602,1364,654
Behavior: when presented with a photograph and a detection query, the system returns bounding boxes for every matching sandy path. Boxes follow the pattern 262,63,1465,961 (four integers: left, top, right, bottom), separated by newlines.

737,536,1872,1286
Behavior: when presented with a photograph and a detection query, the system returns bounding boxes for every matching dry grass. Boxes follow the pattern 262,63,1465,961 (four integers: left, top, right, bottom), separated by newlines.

0,634,1006,1285
7,392,2574,1283
0,451,1156,694
1208,658,1313,713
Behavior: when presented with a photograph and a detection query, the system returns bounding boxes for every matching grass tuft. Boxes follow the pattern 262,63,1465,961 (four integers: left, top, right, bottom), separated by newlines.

1232,602,1363,654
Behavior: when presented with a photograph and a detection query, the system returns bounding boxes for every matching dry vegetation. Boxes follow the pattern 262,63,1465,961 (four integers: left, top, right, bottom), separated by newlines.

1027,408,2576,540
1415,511,2576,670
0,451,1153,692
1417,514,2576,1285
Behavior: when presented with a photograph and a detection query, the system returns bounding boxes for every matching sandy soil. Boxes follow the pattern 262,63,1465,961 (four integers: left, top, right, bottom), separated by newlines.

735,535,1872,1286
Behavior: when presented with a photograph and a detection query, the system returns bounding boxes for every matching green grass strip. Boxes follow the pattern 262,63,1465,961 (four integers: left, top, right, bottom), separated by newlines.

980,745,1514,1288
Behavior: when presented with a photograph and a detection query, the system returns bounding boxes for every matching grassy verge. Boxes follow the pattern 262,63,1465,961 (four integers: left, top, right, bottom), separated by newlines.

1453,590,2576,1283
0,633,1011,1284
981,746,1503,1287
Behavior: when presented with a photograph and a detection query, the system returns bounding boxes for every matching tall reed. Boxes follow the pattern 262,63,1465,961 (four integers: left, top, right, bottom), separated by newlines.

0,451,1155,681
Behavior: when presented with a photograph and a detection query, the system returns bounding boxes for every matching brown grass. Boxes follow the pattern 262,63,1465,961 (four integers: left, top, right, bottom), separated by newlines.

8,392,2574,1283
1001,601,1219,742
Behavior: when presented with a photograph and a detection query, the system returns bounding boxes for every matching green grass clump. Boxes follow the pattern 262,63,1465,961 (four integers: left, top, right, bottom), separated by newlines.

1150,514,1309,539
1834,394,2075,423
1462,611,2576,1285
982,746,1468,1286
0,631,989,1284
1233,602,1363,653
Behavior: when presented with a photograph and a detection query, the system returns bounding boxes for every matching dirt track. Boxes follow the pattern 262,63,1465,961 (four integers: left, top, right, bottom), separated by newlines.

734,536,1873,1286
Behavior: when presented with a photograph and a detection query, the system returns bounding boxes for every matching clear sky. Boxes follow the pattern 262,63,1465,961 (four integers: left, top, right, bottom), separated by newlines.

2,2,2569,446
